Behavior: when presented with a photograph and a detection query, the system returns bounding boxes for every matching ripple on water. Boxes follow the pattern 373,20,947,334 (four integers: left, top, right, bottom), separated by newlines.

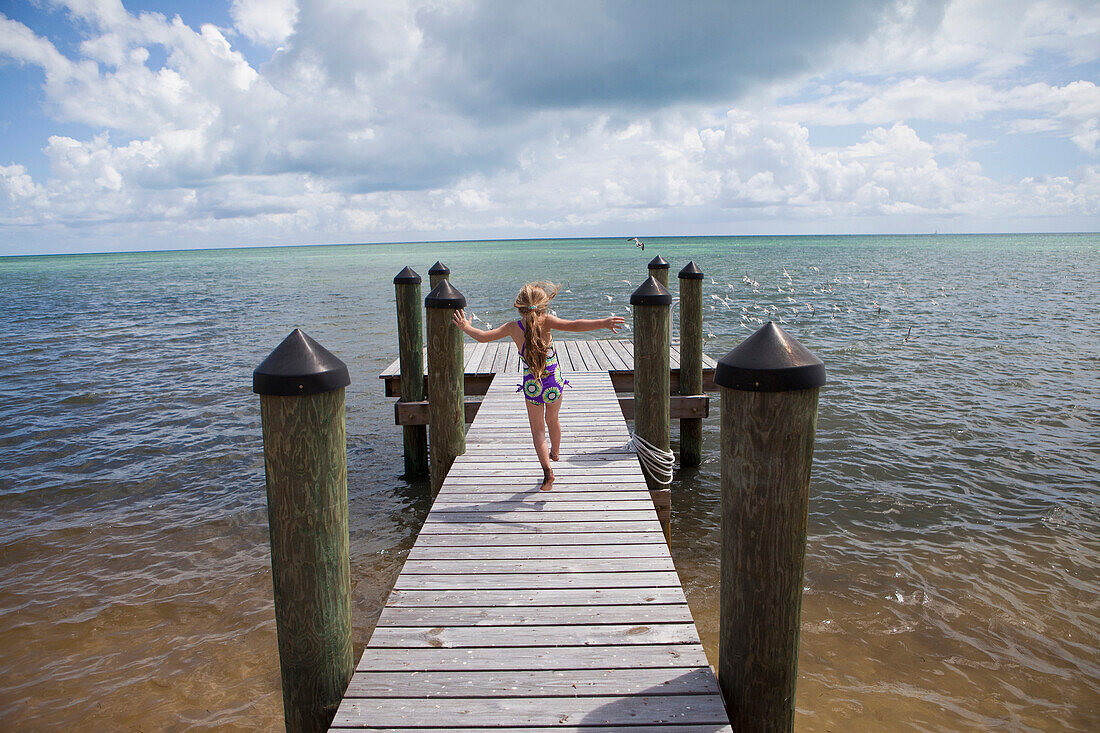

1,235,1098,731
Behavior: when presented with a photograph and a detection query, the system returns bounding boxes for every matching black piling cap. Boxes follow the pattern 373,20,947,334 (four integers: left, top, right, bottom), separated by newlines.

629,276,672,306
714,322,826,392
648,255,670,270
425,279,467,309
678,260,704,280
253,329,351,396
428,261,450,275
393,265,421,284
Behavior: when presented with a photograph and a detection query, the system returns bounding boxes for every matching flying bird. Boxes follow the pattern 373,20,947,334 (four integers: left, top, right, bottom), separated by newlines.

627,237,645,250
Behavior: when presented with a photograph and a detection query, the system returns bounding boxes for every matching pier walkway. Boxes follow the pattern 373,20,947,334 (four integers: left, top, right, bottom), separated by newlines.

331,367,731,730
379,338,718,397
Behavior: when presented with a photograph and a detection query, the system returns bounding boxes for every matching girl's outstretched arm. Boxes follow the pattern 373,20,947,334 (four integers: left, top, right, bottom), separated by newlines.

545,314,625,334
452,309,513,342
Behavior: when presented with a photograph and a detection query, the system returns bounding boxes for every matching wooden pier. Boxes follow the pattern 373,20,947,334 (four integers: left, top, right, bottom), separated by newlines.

381,339,717,397
331,366,731,730
382,339,718,426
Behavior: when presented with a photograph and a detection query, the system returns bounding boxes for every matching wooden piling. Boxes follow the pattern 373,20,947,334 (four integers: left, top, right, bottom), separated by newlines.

677,261,704,467
714,322,825,732
630,276,671,492
428,260,450,289
394,266,428,477
425,280,467,493
647,255,669,288
253,329,353,733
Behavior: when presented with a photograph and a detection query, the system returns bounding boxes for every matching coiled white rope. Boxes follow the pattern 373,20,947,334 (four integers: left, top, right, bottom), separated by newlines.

628,431,675,486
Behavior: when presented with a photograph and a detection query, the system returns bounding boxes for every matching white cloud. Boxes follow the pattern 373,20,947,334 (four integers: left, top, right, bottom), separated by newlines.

0,0,1097,253
231,0,298,46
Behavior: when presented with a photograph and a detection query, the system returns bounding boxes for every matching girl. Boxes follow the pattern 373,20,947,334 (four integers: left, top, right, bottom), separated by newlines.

452,282,625,491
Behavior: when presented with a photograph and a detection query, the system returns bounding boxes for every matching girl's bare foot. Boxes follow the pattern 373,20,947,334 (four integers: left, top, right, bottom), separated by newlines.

548,444,559,461
540,467,555,491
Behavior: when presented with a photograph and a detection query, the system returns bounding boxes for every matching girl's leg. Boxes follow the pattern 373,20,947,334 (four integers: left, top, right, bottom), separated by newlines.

546,396,563,461
524,399,554,490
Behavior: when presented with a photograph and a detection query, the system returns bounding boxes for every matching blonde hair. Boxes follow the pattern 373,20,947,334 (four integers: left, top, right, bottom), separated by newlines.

514,281,560,379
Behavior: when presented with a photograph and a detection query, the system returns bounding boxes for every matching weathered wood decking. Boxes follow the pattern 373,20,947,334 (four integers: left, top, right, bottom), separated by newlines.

380,339,719,396
332,369,730,730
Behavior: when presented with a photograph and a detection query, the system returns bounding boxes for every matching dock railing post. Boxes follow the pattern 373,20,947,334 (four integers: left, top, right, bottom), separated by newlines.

428,260,450,289
648,255,672,380
647,254,669,288
425,280,467,494
253,329,353,733
630,276,672,493
714,321,826,732
677,261,704,467
394,266,428,477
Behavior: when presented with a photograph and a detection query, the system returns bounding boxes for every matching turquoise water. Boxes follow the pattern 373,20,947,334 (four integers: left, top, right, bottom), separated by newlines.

0,234,1097,730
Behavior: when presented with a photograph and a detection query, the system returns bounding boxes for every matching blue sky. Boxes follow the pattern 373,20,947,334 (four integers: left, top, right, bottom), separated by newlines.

0,0,1097,255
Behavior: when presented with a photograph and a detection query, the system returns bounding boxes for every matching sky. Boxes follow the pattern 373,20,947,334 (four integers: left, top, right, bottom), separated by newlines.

0,0,1098,255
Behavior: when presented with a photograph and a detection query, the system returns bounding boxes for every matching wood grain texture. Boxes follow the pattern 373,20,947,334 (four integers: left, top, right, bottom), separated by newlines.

259,389,353,733
649,265,670,289
426,307,466,493
335,369,728,729
395,279,428,477
677,275,703,467
718,386,820,733
343,666,719,697
633,304,670,490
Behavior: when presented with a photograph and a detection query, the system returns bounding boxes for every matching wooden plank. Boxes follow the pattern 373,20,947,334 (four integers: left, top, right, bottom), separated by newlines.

421,510,657,524
570,340,589,371
468,341,489,373
596,339,630,371
333,694,730,727
584,339,614,371
355,644,710,671
434,496,651,507
392,571,682,590
436,473,645,486
571,341,592,370
395,399,481,425
416,521,662,535
368,623,703,648
343,666,719,697
472,341,494,373
610,339,634,370
429,499,656,511
385,587,690,606
461,342,478,371
406,544,672,560
398,557,675,575
410,532,669,547
488,341,508,373
460,444,635,454
375,604,695,627
448,456,638,468
379,355,400,378
551,340,572,371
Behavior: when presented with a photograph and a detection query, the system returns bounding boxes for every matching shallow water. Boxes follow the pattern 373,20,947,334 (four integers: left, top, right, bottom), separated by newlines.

1,234,1097,730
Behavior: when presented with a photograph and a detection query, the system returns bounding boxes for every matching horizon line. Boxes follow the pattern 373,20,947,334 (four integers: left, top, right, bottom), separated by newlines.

2,230,1098,260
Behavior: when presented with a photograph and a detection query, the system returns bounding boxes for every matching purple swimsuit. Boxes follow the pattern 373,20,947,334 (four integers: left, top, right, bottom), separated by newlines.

516,320,569,405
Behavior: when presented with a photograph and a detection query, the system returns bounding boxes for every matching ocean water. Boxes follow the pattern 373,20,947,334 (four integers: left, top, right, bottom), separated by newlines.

0,234,1096,731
